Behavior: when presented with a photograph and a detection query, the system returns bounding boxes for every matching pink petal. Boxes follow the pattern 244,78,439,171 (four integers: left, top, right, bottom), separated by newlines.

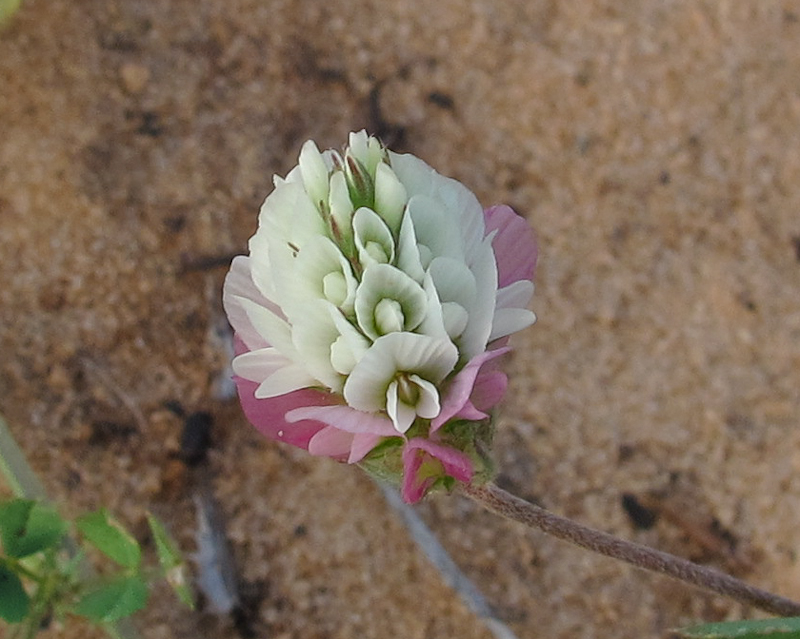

401,447,428,504
452,401,488,422
470,370,508,412
432,347,510,431
234,376,335,449
307,426,354,460
483,205,537,289
285,405,398,436
401,438,474,503
348,432,385,463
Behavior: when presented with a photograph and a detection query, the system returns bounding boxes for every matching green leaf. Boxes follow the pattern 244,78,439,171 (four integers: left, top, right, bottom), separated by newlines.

0,562,30,622
676,617,800,639
0,0,23,26
76,509,141,569
0,498,67,558
146,513,194,608
70,575,148,622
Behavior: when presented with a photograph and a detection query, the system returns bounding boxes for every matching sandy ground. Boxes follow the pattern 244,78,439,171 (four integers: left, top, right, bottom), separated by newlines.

2,1,800,638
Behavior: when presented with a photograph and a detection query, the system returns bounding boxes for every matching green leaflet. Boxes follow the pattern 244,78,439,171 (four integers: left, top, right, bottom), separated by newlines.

0,563,30,622
76,509,141,569
70,575,148,623
676,617,800,639
0,498,67,558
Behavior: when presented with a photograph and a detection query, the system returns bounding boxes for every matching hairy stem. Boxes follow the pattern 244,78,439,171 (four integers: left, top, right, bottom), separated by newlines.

463,482,800,617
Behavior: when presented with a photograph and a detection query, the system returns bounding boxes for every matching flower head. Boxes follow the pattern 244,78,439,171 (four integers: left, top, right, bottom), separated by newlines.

223,131,537,502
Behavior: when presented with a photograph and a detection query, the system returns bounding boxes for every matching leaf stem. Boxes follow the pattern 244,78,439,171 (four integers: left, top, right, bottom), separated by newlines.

0,415,48,500
463,482,800,617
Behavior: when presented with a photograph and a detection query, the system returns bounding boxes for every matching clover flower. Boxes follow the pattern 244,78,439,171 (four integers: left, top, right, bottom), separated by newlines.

223,131,537,503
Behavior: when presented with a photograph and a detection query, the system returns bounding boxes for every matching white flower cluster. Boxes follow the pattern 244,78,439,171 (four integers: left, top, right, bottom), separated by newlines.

230,132,534,434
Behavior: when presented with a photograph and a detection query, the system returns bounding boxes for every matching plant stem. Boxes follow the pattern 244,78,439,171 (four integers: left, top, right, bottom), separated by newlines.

463,482,800,618
0,415,48,500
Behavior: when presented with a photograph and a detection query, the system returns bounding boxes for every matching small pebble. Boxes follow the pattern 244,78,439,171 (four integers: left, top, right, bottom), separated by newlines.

120,62,150,94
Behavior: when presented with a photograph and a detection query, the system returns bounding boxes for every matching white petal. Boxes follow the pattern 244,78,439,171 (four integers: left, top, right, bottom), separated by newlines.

388,151,435,198
233,294,297,359
254,365,318,398
328,170,354,249
353,207,395,267
348,130,383,176
386,380,417,433
290,300,346,392
246,229,279,303
291,236,357,314
354,264,428,339
344,333,458,412
428,256,477,308
390,150,485,260
496,280,534,310
328,306,371,361
258,181,326,250
396,212,426,283
408,374,441,418
231,348,290,381
222,256,273,350
441,302,469,338
416,271,451,341
406,194,464,263
374,299,405,334
432,175,485,261
457,237,498,361
489,308,536,342
299,140,330,210
374,162,407,233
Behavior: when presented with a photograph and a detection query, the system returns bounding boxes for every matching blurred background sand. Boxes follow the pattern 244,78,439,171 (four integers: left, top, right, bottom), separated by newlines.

1,1,799,637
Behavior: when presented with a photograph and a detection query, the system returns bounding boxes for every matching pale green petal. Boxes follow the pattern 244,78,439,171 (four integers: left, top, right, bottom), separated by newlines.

386,380,417,433
279,236,357,316
406,194,464,263
432,174,485,260
233,295,297,359
231,348,290,382
348,130,384,176
299,140,330,210
428,256,477,339
374,162,407,233
353,207,395,267
247,229,279,303
388,151,435,198
330,335,358,376
428,256,477,308
328,170,355,250
396,213,426,283
344,332,458,412
329,320,370,376
496,280,534,309
441,302,469,339
290,300,346,392
374,299,405,334
489,308,536,342
258,181,326,248
354,264,427,339
416,271,450,341
457,237,498,361
390,151,485,259
408,374,441,418
254,365,318,398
